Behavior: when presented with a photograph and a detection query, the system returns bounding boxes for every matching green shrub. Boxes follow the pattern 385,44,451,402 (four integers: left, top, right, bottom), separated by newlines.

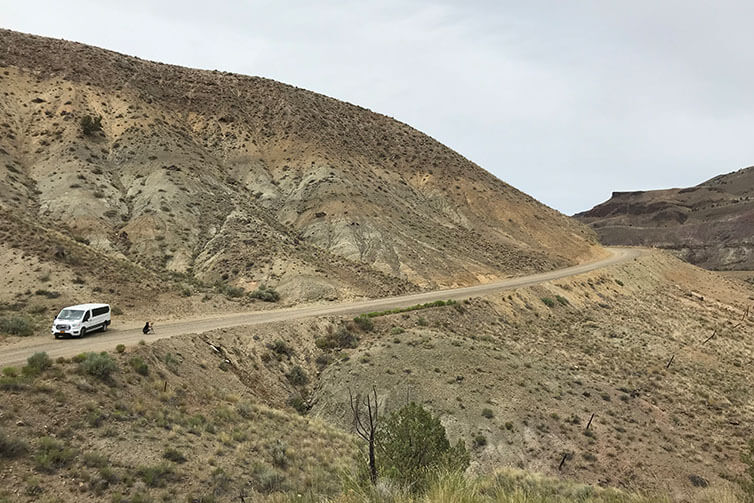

376,402,470,492
0,429,29,458
0,316,35,336
287,394,309,415
163,448,187,464
115,344,126,353
541,297,555,308
473,434,487,448
417,317,428,327
286,366,308,386
615,279,624,286
79,352,117,380
249,285,280,302
82,452,109,468
23,352,52,376
315,326,358,350
481,408,494,419
80,115,103,136
129,356,149,376
268,339,293,357
315,353,333,368
555,295,569,306
34,437,76,473
353,315,374,332
2,367,18,377
136,463,175,487
72,353,87,363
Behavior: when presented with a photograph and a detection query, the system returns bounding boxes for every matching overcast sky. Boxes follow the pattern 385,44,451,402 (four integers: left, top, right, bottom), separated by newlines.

3,1,753,214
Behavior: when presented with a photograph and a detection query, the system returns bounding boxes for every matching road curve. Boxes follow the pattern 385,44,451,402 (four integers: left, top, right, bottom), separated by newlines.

0,247,643,367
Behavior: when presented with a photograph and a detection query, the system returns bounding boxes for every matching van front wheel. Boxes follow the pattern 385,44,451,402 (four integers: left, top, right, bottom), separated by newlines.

79,327,87,338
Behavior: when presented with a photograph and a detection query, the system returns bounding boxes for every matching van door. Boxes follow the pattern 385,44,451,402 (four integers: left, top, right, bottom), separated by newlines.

82,310,91,330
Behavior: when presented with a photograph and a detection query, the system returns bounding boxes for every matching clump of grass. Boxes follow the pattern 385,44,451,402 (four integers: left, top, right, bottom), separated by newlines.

287,394,309,415
34,437,76,473
163,448,187,464
353,314,374,331
79,352,117,380
555,295,569,306
0,316,35,336
286,366,309,386
136,463,175,487
0,429,29,459
250,285,280,302
268,339,294,357
115,344,126,353
481,408,494,419
541,297,555,308
129,356,149,376
23,352,52,377
315,326,359,350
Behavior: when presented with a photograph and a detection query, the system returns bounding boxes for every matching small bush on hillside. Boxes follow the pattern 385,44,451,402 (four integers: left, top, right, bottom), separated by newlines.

0,316,35,336
0,429,29,459
315,326,359,350
541,297,555,308
742,439,754,501
34,289,60,299
115,344,126,353
79,352,117,380
163,448,187,464
268,339,294,357
136,463,175,487
286,365,308,386
80,115,103,136
353,315,374,332
34,437,76,473
481,408,494,419
23,352,52,377
129,356,149,376
376,402,470,492
250,285,280,302
287,394,309,415
2,367,18,377
555,295,569,306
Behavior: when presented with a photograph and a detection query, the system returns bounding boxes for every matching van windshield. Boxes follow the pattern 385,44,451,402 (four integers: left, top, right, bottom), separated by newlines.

58,309,84,321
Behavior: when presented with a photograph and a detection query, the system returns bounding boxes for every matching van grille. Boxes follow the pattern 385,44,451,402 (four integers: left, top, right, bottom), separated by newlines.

55,324,70,331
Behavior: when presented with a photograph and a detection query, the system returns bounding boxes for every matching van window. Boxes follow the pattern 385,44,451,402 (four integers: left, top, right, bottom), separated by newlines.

92,306,109,317
83,311,90,321
58,309,84,320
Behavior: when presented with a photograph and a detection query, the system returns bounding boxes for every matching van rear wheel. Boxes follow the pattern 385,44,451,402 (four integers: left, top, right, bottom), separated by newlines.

102,322,108,332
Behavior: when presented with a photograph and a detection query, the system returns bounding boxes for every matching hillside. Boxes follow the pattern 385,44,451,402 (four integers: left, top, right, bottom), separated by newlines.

0,250,751,502
575,166,754,271
0,28,601,313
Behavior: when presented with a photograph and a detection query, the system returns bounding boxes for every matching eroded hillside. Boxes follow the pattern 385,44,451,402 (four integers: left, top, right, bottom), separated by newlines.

576,166,754,271
1,251,752,502
0,28,601,304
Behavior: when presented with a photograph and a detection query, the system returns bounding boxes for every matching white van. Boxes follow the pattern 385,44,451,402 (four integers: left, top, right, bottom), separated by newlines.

51,303,111,339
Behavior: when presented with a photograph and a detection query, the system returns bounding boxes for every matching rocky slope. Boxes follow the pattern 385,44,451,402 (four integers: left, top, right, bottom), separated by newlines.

0,28,601,306
1,250,751,502
575,166,754,270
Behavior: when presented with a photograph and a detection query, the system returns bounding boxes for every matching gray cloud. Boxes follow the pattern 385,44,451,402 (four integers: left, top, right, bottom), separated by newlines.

3,0,753,213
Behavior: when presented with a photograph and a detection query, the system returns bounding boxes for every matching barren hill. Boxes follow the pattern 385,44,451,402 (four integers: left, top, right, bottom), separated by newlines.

575,166,754,270
0,28,601,307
